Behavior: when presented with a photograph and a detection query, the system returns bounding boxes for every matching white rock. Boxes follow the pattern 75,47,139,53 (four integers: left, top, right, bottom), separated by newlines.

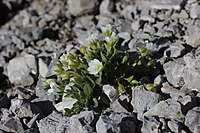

102,85,119,102
7,54,37,86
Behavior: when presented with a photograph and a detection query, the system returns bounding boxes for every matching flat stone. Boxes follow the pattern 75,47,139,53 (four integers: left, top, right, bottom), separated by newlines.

110,95,129,113
179,10,189,19
163,58,185,88
68,0,98,16
23,128,39,133
38,58,48,77
190,4,200,19
0,90,10,109
75,15,95,30
10,98,33,118
99,0,115,16
96,115,120,133
164,41,185,58
144,99,185,122
102,84,119,102
151,0,184,10
7,54,37,86
131,86,160,120
109,112,138,133
185,107,200,133
141,116,161,133
120,5,136,20
136,0,184,11
167,120,184,133
185,33,200,48
38,111,94,133
37,111,63,133
164,52,200,92
0,109,24,133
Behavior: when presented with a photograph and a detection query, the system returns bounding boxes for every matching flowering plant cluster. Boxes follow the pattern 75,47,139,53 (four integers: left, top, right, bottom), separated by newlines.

42,25,157,115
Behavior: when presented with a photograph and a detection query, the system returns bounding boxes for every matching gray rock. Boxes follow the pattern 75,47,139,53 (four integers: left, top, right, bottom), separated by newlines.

179,10,189,19
102,84,119,102
190,3,200,19
185,33,200,48
151,0,184,10
109,112,138,133
38,111,94,133
73,28,90,46
97,15,114,26
10,98,33,118
38,58,48,77
23,128,39,133
7,54,37,86
131,21,140,31
0,109,24,133
120,5,137,20
144,99,185,122
37,111,63,133
62,111,94,133
183,53,200,92
75,15,95,30
141,116,161,133
118,32,131,46
110,95,129,113
164,41,185,58
68,0,98,16
154,75,164,87
161,82,186,100
99,0,115,16
26,114,40,128
131,86,160,120
185,107,200,133
0,90,10,109
159,118,169,131
167,120,185,133
96,115,120,133
163,58,185,88
115,19,133,34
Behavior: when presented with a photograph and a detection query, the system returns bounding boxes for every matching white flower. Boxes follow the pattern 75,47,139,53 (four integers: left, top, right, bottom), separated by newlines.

87,59,103,75
60,53,71,70
47,82,58,96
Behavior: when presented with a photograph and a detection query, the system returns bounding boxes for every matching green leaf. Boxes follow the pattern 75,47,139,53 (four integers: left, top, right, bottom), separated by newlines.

60,72,71,80
137,60,142,65
64,108,71,116
121,54,129,64
103,30,112,37
147,60,155,68
83,84,93,97
104,43,112,53
118,82,125,94
79,46,86,54
145,84,154,91
127,76,134,82
139,47,149,57
54,68,63,74
95,71,102,85
130,79,139,86
100,52,107,62
89,40,97,50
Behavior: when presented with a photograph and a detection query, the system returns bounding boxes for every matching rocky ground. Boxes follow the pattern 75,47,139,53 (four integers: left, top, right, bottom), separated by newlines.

1,0,200,133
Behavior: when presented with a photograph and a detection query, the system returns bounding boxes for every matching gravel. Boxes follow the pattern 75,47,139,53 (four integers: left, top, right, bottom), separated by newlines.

0,0,200,132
